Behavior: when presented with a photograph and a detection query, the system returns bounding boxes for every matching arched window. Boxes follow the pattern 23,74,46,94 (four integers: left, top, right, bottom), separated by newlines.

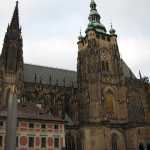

105,90,114,113
139,143,144,150
112,133,118,150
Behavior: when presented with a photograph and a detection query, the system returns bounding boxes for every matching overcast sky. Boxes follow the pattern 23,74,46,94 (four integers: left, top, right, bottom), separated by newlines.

0,0,150,78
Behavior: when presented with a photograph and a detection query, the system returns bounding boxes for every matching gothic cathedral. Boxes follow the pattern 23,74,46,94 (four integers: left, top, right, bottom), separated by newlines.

0,0,150,150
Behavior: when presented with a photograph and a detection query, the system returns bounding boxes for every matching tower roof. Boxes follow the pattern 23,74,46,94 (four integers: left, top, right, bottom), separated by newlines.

1,1,23,72
109,24,116,35
9,1,20,30
86,0,106,34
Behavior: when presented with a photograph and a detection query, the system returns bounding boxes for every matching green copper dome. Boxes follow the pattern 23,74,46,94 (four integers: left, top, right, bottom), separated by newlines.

86,0,106,34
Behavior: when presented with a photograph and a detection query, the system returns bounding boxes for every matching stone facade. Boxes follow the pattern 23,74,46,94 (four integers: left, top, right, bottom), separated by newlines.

0,0,150,150
77,1,150,150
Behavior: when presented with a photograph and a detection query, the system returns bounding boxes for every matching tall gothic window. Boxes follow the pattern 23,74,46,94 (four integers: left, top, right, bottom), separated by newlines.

112,133,118,150
101,61,109,72
105,90,114,113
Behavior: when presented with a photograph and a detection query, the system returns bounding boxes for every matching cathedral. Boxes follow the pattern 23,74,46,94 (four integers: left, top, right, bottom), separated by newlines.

0,0,150,150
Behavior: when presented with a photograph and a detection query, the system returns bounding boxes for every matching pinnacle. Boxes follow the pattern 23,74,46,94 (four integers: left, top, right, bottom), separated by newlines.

91,0,95,3
10,1,20,30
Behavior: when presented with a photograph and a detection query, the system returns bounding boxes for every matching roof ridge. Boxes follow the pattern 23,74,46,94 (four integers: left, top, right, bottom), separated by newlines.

24,63,77,73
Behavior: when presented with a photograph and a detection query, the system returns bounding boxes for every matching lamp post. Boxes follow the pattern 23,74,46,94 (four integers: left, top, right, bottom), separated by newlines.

5,86,17,150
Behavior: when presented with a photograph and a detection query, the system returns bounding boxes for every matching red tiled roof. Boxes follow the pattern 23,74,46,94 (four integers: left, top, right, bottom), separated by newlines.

0,104,64,122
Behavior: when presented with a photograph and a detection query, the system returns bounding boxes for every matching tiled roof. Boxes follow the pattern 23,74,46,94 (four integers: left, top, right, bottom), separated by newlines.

23,64,77,87
0,104,63,122
23,60,135,87
121,59,136,79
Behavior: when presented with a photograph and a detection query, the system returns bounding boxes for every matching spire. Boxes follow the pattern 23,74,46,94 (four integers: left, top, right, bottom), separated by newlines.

80,29,82,36
86,0,106,34
78,29,83,41
1,1,23,73
89,0,100,23
139,70,142,79
109,23,116,35
10,1,20,30
90,0,97,10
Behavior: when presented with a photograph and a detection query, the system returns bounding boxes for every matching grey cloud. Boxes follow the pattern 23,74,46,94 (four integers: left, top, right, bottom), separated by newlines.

0,0,150,77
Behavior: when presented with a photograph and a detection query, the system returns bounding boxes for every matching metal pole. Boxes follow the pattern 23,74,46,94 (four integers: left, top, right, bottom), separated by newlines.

5,87,17,150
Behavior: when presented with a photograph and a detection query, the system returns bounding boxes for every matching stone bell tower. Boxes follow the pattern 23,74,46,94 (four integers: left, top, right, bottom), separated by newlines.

77,1,127,149
77,0,123,124
0,1,24,105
